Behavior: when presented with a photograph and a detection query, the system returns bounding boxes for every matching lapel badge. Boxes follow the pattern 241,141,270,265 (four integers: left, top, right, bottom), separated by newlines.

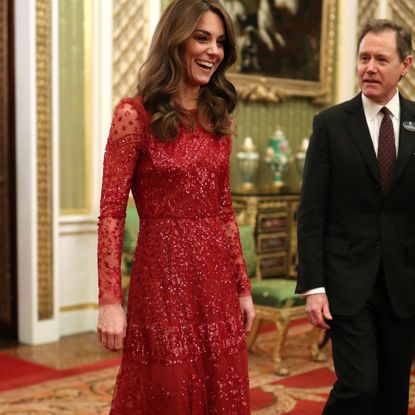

403,121,415,132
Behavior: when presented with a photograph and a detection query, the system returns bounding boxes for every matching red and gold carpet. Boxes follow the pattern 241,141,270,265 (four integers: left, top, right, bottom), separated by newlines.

0,323,413,414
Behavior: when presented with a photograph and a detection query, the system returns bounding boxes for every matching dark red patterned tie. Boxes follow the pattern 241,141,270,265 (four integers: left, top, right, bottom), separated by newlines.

378,107,396,195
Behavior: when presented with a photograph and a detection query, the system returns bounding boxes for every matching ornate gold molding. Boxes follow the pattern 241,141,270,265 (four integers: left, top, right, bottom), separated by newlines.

36,0,54,320
229,0,337,103
112,0,150,105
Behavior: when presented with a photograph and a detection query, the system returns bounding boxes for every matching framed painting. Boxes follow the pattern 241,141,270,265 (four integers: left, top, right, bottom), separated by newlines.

223,0,337,103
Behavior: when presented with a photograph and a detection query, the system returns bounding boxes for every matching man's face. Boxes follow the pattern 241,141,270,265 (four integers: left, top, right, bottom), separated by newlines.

358,30,412,105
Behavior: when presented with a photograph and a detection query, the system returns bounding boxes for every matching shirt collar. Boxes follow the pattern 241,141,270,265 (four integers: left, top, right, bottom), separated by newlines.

362,90,400,121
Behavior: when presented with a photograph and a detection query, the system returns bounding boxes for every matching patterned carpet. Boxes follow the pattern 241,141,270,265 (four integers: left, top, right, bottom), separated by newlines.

0,323,413,414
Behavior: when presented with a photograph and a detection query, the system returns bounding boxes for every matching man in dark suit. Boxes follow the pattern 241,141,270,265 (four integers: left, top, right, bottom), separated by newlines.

296,19,415,415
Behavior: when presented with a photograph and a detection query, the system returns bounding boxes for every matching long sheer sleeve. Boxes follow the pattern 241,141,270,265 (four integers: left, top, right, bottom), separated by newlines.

97,100,144,305
219,137,252,297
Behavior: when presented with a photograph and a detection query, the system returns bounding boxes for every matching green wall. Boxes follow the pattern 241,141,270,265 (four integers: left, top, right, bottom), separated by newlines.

230,98,326,192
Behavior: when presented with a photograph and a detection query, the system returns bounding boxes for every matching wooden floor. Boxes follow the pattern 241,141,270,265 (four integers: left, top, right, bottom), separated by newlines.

0,338,18,349
0,332,119,369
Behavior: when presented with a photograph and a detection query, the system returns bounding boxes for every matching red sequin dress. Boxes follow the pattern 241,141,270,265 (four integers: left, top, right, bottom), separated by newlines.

98,97,251,415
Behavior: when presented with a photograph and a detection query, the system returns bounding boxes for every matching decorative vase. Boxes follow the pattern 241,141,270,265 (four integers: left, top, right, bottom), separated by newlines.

295,138,309,185
264,127,291,190
236,136,259,191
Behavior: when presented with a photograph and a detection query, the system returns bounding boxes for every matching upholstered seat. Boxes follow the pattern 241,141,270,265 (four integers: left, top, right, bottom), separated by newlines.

251,279,305,308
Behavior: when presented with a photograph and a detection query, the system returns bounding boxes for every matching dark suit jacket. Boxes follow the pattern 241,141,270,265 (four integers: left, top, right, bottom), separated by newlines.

296,93,415,317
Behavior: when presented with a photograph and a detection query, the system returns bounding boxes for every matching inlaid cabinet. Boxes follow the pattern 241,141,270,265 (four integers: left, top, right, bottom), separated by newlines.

232,193,299,279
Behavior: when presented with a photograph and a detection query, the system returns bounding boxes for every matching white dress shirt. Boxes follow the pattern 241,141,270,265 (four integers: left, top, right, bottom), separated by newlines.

362,90,400,155
301,91,400,296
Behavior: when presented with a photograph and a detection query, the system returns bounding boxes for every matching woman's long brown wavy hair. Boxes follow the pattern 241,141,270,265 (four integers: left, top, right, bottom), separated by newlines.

136,0,237,141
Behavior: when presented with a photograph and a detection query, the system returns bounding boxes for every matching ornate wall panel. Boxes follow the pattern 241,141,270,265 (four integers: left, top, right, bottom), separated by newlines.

112,0,150,105
357,0,380,35
36,0,54,320
390,0,415,100
59,0,89,213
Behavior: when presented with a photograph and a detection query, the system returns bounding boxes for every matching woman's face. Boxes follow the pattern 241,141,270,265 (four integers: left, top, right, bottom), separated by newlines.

182,10,226,90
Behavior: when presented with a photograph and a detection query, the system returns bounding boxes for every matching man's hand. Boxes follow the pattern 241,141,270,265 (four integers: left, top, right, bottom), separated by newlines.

239,295,255,333
305,293,332,330
97,304,126,351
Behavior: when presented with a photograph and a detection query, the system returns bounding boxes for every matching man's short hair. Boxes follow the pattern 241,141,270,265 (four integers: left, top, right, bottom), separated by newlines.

357,19,412,61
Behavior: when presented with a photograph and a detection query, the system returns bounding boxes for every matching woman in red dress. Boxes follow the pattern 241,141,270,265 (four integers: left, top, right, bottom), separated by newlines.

97,1,255,413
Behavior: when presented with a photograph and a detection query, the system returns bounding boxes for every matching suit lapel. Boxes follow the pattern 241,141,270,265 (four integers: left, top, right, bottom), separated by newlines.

393,95,415,186
343,94,380,184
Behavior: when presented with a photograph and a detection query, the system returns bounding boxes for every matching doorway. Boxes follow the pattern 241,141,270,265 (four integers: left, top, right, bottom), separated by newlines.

0,0,18,344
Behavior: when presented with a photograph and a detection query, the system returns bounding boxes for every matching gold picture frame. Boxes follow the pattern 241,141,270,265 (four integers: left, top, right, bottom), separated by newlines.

225,0,337,103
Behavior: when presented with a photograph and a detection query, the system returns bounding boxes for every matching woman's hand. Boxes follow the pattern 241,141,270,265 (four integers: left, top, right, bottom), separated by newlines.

239,295,255,333
97,304,126,351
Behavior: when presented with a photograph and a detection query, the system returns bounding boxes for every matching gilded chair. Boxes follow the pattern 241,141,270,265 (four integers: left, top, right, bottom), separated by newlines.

238,224,325,375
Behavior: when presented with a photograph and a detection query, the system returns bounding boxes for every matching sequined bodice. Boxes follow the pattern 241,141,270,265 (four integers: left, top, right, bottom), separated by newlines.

133,114,230,220
97,97,251,305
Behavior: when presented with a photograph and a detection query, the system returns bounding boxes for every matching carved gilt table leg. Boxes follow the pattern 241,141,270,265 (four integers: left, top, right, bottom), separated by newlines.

272,316,290,375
